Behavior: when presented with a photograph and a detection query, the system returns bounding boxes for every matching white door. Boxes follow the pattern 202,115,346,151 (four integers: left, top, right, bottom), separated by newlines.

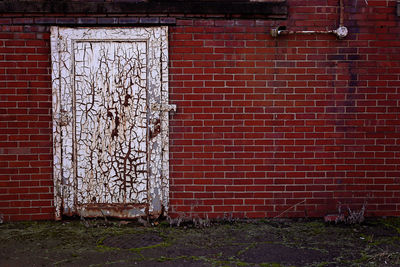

51,27,172,219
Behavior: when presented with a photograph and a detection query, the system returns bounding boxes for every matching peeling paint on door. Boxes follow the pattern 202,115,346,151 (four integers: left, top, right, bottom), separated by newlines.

51,27,171,220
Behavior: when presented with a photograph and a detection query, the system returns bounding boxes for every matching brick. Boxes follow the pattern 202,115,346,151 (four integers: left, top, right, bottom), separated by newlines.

98,17,119,24
139,17,159,24
76,18,97,24
119,17,139,24
34,18,57,24
1,2,400,222
55,18,76,24
160,17,177,25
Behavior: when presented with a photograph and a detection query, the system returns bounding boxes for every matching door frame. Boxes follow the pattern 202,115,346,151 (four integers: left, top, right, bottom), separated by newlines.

50,27,171,220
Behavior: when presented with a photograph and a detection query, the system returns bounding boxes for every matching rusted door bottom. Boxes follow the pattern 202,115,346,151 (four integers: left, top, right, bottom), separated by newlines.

76,203,148,219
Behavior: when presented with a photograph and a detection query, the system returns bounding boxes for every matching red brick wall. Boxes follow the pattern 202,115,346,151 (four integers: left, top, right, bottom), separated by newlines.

1,0,400,221
168,0,400,218
0,25,53,221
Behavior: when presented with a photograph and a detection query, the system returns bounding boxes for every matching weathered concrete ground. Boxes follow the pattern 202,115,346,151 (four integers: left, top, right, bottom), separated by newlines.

1,218,400,267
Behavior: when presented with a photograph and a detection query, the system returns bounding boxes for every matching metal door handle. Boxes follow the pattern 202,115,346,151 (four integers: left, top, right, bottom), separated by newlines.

56,109,71,126
151,103,177,113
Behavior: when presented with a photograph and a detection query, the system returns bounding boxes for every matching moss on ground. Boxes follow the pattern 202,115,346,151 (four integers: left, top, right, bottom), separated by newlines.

1,218,400,266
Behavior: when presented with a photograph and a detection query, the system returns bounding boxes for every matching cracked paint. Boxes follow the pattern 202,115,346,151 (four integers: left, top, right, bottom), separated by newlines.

51,27,171,219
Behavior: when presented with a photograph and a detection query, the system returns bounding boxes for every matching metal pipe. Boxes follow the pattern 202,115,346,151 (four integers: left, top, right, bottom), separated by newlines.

273,29,334,36
340,0,344,26
271,0,348,39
